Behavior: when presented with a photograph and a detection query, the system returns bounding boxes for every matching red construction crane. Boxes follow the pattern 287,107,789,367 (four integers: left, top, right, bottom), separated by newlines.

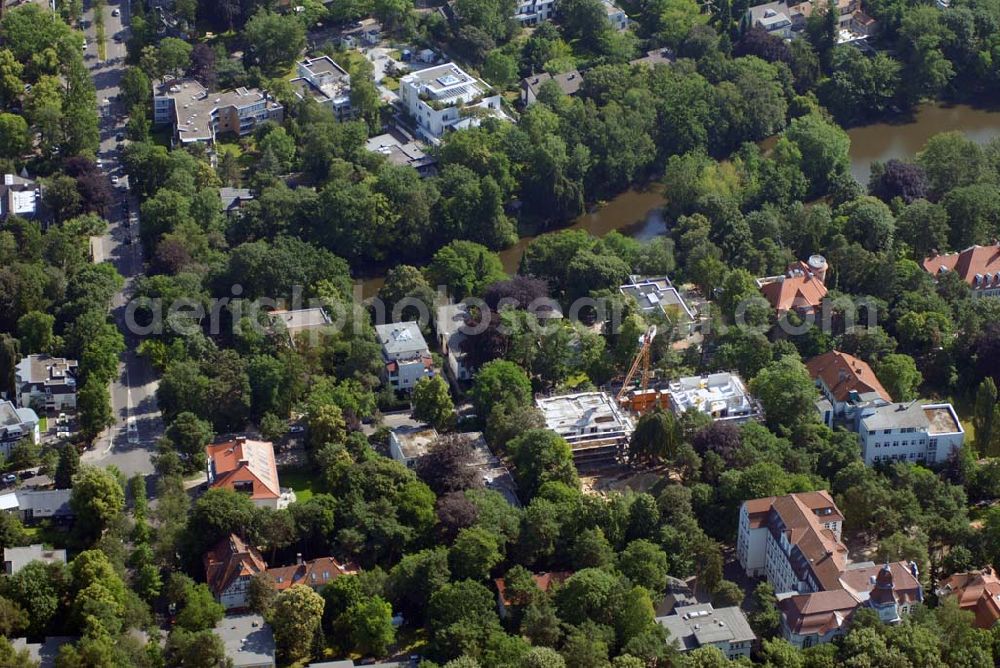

616,325,658,412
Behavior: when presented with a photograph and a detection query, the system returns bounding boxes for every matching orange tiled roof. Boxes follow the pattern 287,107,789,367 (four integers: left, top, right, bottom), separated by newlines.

937,569,1000,629
840,562,922,606
204,533,267,597
778,589,859,636
806,350,892,404
924,245,1000,290
267,556,360,591
495,571,572,608
770,494,848,591
206,438,281,500
759,274,828,313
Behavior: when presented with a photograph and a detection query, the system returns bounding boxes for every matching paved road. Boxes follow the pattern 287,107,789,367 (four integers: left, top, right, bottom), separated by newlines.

80,0,163,477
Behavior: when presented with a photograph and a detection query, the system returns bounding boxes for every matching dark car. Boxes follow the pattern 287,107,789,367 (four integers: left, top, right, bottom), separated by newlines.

18,470,34,480
116,132,125,142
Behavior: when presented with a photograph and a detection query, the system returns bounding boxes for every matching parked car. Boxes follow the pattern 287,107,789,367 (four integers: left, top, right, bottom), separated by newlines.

1,474,17,486
111,175,119,186
19,470,34,480
289,425,306,434
111,7,120,16
57,413,67,424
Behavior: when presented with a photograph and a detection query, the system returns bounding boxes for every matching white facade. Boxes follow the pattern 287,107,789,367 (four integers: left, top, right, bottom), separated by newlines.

375,322,434,391
290,56,354,121
399,63,505,143
514,0,555,24
602,0,629,30
15,356,78,411
858,402,964,466
666,373,762,423
436,303,474,384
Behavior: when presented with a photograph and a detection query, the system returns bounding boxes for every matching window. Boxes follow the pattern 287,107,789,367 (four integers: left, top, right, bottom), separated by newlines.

884,429,892,434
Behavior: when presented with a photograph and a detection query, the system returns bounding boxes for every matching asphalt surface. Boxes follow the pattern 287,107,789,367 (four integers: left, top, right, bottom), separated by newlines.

80,0,163,478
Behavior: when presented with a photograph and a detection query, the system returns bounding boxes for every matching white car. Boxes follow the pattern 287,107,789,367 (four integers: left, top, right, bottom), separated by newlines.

126,417,138,444
82,39,87,50
57,413,67,424
111,175,119,186
111,8,120,16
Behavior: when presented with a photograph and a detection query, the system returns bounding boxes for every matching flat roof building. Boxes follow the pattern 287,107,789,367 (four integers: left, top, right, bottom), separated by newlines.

664,373,761,423
4,544,67,575
290,56,354,121
375,322,434,391
0,400,40,455
857,401,964,466
619,275,697,331
15,354,79,412
537,392,633,467
214,614,275,668
269,308,333,347
153,78,283,145
365,132,437,176
399,63,507,143
657,603,756,660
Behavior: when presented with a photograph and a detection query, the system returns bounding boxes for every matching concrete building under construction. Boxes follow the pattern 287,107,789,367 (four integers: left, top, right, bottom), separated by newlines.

537,392,634,468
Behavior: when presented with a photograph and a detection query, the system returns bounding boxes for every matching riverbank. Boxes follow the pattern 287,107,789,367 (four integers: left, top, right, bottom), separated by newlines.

359,101,1000,297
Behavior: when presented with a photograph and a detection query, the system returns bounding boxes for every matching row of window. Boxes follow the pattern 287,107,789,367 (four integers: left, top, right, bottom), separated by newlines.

873,439,926,448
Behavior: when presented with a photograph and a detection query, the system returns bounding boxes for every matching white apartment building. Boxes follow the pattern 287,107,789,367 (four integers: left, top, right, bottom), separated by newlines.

537,392,633,467
399,63,506,143
375,322,434,391
737,491,846,594
289,55,355,121
665,373,762,423
514,0,555,24
0,401,39,456
601,0,630,30
153,78,283,145
15,355,79,411
436,302,474,384
858,401,964,466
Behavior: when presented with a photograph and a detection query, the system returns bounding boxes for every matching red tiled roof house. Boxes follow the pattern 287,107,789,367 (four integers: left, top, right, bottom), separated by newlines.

206,437,294,509
806,350,891,426
924,244,1000,298
204,534,267,611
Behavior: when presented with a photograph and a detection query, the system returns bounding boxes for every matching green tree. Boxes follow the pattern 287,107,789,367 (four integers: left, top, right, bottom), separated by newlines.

16,311,54,354
449,527,503,581
340,596,396,657
77,378,114,440
617,539,669,593
876,354,922,402
508,429,579,499
162,412,215,472
750,357,819,431
628,408,682,465
412,376,455,430
0,113,30,162
243,10,306,74
975,378,1000,457
54,444,80,489
69,466,125,540
469,360,532,418
157,38,193,78
481,51,518,87
164,628,229,668
425,240,507,300
308,403,347,450
349,58,381,131
785,112,851,197
272,585,325,663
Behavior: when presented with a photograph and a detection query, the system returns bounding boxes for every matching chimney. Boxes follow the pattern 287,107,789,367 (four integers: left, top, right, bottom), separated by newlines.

297,553,304,565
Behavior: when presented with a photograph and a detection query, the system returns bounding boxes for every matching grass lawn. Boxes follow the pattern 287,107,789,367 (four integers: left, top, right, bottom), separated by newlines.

38,417,48,433
22,522,66,547
279,467,319,503
947,393,976,449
